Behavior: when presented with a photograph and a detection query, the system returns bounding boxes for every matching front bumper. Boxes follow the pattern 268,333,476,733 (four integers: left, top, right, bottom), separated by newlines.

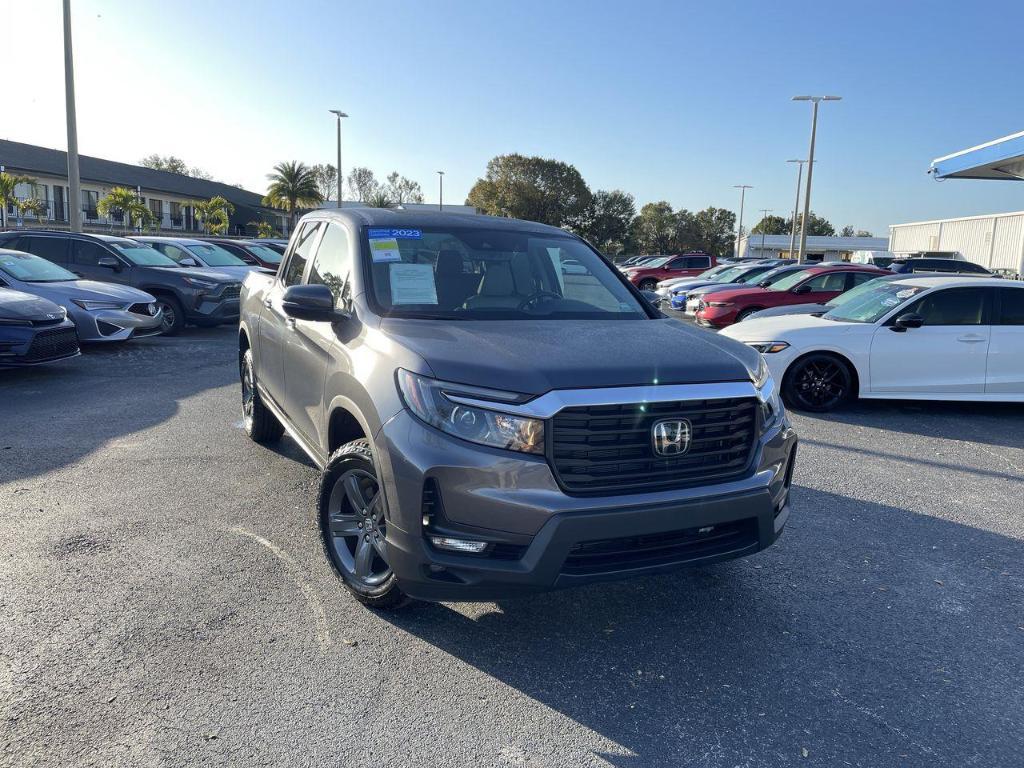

0,319,80,368
188,295,240,324
375,409,797,602
72,307,164,342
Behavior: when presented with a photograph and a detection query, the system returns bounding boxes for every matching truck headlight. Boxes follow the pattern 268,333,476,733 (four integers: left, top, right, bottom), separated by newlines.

397,369,544,455
752,358,783,430
182,276,218,289
747,341,790,354
708,301,733,308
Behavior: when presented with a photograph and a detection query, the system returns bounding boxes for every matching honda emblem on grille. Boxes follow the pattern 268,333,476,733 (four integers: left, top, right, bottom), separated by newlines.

652,419,692,457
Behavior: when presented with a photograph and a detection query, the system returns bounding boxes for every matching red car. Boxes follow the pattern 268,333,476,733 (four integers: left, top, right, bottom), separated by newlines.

694,264,889,327
624,252,715,290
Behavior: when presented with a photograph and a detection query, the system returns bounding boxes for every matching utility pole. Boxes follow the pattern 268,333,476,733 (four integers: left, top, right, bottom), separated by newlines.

758,208,773,259
329,110,348,208
63,0,82,233
437,171,444,211
733,185,752,259
793,95,841,261
786,159,807,259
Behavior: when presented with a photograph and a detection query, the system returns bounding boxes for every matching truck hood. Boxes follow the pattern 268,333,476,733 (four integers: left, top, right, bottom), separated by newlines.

380,317,760,396
0,288,65,321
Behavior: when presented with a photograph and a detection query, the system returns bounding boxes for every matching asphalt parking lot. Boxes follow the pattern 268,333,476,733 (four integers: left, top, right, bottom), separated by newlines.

2,326,1022,768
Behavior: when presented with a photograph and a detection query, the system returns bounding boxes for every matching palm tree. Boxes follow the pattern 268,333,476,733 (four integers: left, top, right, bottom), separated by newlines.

263,161,323,228
97,187,153,233
366,190,395,209
191,196,235,235
0,171,35,229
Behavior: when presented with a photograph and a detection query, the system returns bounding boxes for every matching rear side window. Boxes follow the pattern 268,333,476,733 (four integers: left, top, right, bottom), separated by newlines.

906,287,987,326
997,288,1024,325
306,223,353,308
22,236,69,264
282,222,322,286
847,271,879,290
73,240,111,267
804,272,848,291
684,255,711,268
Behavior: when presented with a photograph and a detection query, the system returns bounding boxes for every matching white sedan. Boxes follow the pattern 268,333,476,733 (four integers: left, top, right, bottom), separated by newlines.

721,276,1024,412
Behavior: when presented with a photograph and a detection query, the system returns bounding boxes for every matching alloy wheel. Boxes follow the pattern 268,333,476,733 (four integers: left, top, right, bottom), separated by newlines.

792,358,849,410
241,357,255,426
158,302,176,332
326,469,391,587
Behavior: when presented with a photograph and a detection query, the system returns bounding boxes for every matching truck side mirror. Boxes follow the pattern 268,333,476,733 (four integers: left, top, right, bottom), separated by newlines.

97,256,120,271
890,313,924,332
282,284,349,322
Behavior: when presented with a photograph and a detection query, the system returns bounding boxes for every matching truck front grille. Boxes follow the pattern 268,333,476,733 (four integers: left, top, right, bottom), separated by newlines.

24,327,79,362
548,396,758,495
561,518,758,576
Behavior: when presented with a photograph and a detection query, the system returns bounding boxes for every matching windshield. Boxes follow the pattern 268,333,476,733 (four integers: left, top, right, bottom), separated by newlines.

0,252,77,282
767,269,813,291
736,266,775,283
756,266,802,286
109,240,178,267
188,243,247,267
243,243,282,264
824,275,887,308
697,264,732,279
636,256,669,268
711,266,746,283
365,227,647,320
822,282,926,323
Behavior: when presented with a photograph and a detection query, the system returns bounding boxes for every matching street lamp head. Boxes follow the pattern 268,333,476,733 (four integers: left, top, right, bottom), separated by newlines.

329,109,348,118
792,95,842,103
733,184,752,189
437,170,444,176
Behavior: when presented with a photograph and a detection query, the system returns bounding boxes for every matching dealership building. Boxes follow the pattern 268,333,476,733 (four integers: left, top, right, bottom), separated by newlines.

889,130,1024,276
739,234,888,261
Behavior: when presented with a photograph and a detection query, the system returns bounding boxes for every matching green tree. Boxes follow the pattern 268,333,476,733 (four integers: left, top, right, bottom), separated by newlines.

465,154,592,228
855,229,874,237
630,201,679,254
687,207,737,258
140,154,212,180
385,172,424,204
310,163,338,201
97,187,153,233
576,190,635,254
365,190,395,209
751,215,790,235
263,161,323,228
0,171,35,228
190,196,236,235
346,167,380,202
15,197,47,221
792,211,835,237
248,220,282,238
839,225,855,237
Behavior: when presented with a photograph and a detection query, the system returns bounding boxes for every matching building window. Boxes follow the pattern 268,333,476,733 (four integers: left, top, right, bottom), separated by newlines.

149,198,164,220
170,202,182,227
82,190,99,220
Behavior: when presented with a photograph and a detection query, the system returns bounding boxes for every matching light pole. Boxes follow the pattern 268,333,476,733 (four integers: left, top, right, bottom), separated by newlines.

329,110,348,208
63,0,82,233
733,185,752,259
792,95,841,262
786,159,807,259
437,171,444,211
758,208,772,259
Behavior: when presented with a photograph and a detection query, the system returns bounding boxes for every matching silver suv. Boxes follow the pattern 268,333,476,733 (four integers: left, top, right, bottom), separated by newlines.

238,210,797,608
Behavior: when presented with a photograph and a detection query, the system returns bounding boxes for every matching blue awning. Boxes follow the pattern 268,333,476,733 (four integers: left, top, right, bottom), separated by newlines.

929,130,1024,180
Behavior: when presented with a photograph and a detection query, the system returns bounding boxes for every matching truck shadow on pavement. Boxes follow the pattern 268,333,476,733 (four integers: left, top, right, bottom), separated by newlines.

379,486,1023,768
0,329,237,484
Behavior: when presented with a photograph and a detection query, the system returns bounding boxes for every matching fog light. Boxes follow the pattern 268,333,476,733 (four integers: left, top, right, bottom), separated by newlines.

430,536,489,554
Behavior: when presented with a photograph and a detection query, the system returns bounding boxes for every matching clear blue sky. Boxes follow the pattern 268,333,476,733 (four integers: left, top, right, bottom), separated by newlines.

7,0,1024,235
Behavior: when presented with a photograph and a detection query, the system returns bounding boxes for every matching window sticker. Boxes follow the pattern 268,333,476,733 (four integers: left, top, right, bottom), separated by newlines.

368,228,422,240
881,297,900,307
389,263,438,304
369,237,402,263
895,289,919,299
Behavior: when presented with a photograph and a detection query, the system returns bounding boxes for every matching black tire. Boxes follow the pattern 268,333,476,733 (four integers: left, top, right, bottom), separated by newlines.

735,307,763,323
782,353,854,413
639,278,658,291
240,348,284,443
154,294,185,336
319,440,409,610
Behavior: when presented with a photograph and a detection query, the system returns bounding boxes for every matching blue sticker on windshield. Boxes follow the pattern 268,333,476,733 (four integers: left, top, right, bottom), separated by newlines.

368,228,422,239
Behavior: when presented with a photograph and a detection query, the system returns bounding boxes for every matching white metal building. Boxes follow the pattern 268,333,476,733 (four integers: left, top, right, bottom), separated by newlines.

739,234,888,261
888,211,1024,274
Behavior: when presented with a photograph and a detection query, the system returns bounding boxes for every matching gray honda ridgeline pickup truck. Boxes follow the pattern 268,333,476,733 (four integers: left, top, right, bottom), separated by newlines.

239,210,797,608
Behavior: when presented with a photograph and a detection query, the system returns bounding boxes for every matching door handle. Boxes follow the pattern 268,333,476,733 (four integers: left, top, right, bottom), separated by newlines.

286,318,296,329
956,334,986,343
263,298,272,308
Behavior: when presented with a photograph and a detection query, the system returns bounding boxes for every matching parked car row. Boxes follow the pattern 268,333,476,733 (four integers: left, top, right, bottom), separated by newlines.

0,230,280,368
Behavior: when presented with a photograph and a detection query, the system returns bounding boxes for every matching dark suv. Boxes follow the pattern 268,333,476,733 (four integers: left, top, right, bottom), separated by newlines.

0,231,243,335
888,257,991,275
238,210,797,608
